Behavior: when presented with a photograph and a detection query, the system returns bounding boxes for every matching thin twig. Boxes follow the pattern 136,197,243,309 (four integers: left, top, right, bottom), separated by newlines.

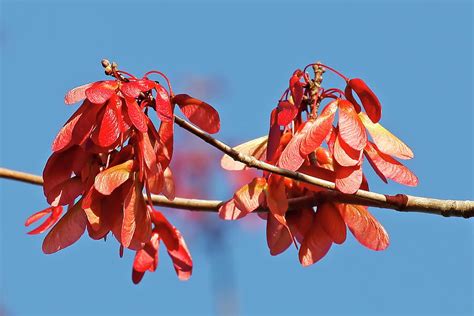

172,116,474,218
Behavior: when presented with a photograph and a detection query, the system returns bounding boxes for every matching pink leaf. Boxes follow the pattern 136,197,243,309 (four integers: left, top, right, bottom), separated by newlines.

338,204,389,251
338,99,367,151
364,142,418,186
94,160,134,195
174,94,221,134
300,100,338,156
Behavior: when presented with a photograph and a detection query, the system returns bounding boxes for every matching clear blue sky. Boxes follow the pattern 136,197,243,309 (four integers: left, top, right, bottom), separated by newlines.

1,1,472,315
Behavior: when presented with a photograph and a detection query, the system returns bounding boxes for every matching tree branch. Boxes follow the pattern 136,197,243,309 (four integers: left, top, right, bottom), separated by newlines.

1,158,473,219
172,116,474,218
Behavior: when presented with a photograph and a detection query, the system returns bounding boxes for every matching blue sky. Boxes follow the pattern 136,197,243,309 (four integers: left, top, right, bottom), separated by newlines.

1,1,472,315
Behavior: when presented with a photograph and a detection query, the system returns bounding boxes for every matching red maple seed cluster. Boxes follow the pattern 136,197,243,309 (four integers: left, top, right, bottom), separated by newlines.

25,63,220,283
220,63,418,266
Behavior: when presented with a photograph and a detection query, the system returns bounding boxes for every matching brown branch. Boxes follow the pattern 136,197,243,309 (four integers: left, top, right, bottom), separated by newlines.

172,116,474,218
1,159,473,218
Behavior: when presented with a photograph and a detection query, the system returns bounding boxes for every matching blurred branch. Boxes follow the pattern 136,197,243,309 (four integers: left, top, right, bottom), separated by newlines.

172,116,474,218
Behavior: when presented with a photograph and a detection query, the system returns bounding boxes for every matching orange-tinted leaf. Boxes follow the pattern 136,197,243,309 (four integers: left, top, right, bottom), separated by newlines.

277,101,298,126
94,160,133,195
338,99,367,151
359,112,414,159
364,142,418,186
125,97,148,132
42,202,87,254
266,213,292,256
65,82,94,105
298,220,332,267
122,180,152,248
297,165,336,193
233,177,266,213
333,134,362,167
315,147,333,170
335,163,363,194
162,167,176,201
174,94,220,134
316,203,346,244
265,175,288,217
218,199,248,220
85,80,119,104
300,100,338,156
338,204,389,251
221,136,268,171
348,78,382,123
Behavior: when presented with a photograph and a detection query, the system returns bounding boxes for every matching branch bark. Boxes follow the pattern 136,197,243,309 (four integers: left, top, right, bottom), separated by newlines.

172,115,474,218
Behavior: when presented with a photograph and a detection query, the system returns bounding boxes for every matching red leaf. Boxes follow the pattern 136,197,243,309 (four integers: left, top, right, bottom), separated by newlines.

85,81,119,104
71,101,101,146
121,79,155,98
52,101,89,152
122,180,152,248
94,160,134,195
218,199,248,220
174,94,221,134
25,206,63,235
92,103,120,147
316,203,346,244
154,83,173,122
344,84,362,113
151,209,179,250
125,97,148,132
266,213,292,256
65,82,94,105
348,78,382,123
277,101,298,126
338,99,367,151
359,112,414,160
221,136,267,171
266,109,282,162
335,163,363,194
42,202,87,254
46,176,83,206
133,232,160,273
333,134,362,167
233,177,267,213
300,100,338,156
298,220,332,267
166,228,193,281
364,142,418,186
290,70,304,108
287,208,314,244
338,204,389,251
157,121,174,169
